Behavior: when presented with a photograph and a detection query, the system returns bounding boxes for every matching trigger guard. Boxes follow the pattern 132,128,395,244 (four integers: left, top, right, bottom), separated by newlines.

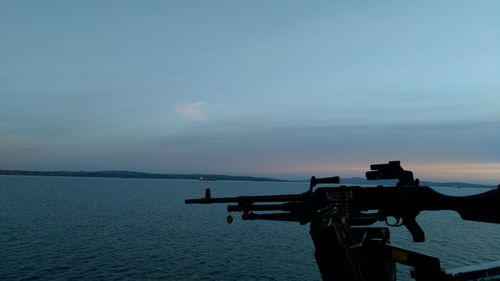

385,216,403,226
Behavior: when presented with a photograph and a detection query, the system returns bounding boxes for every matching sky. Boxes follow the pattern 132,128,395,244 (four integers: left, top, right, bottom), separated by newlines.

1,1,499,183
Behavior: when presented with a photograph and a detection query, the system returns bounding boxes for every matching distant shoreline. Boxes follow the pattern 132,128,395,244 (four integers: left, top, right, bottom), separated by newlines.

0,170,288,182
0,170,496,188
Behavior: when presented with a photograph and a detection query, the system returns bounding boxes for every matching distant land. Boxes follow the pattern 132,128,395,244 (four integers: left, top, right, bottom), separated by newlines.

0,170,496,188
0,170,286,182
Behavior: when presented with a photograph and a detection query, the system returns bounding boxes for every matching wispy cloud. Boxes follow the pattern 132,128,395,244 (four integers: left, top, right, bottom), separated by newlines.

173,101,210,122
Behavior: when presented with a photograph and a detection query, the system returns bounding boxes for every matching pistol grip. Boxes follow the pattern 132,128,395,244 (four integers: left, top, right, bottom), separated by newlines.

403,215,425,242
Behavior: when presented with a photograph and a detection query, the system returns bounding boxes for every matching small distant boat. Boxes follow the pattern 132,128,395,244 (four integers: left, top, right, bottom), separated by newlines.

199,176,217,181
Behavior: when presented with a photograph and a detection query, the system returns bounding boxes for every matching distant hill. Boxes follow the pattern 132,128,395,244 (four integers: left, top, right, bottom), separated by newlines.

0,170,495,188
0,170,287,182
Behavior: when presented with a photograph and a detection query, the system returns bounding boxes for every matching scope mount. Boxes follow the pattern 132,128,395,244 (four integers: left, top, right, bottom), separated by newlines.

366,161,418,186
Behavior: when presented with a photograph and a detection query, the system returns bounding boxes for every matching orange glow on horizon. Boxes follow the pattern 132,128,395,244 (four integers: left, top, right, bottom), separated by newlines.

265,162,500,185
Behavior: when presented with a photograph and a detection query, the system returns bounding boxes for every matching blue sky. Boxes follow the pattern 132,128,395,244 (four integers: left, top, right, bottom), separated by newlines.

1,1,499,183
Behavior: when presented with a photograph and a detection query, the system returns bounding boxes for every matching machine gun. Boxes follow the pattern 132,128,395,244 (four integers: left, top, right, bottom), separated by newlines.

185,161,500,281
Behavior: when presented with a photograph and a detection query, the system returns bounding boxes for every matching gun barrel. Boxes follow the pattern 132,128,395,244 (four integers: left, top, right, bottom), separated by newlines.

227,202,305,212
185,193,308,204
242,212,306,222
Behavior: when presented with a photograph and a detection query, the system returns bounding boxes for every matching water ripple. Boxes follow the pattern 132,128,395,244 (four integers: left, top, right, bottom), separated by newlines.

1,177,499,281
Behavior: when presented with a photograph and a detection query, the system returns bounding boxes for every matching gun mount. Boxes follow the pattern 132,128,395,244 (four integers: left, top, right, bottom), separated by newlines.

185,161,500,281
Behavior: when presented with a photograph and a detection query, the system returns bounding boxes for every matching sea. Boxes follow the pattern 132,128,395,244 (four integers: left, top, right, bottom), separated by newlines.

1,176,499,281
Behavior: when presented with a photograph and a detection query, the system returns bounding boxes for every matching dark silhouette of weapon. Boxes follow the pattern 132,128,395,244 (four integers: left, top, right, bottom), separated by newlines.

185,161,500,281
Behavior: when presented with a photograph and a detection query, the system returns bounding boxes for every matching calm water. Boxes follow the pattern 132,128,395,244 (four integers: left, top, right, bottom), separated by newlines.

1,176,499,281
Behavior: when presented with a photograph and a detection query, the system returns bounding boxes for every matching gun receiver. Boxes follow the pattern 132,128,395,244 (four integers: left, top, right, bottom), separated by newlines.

185,161,500,242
